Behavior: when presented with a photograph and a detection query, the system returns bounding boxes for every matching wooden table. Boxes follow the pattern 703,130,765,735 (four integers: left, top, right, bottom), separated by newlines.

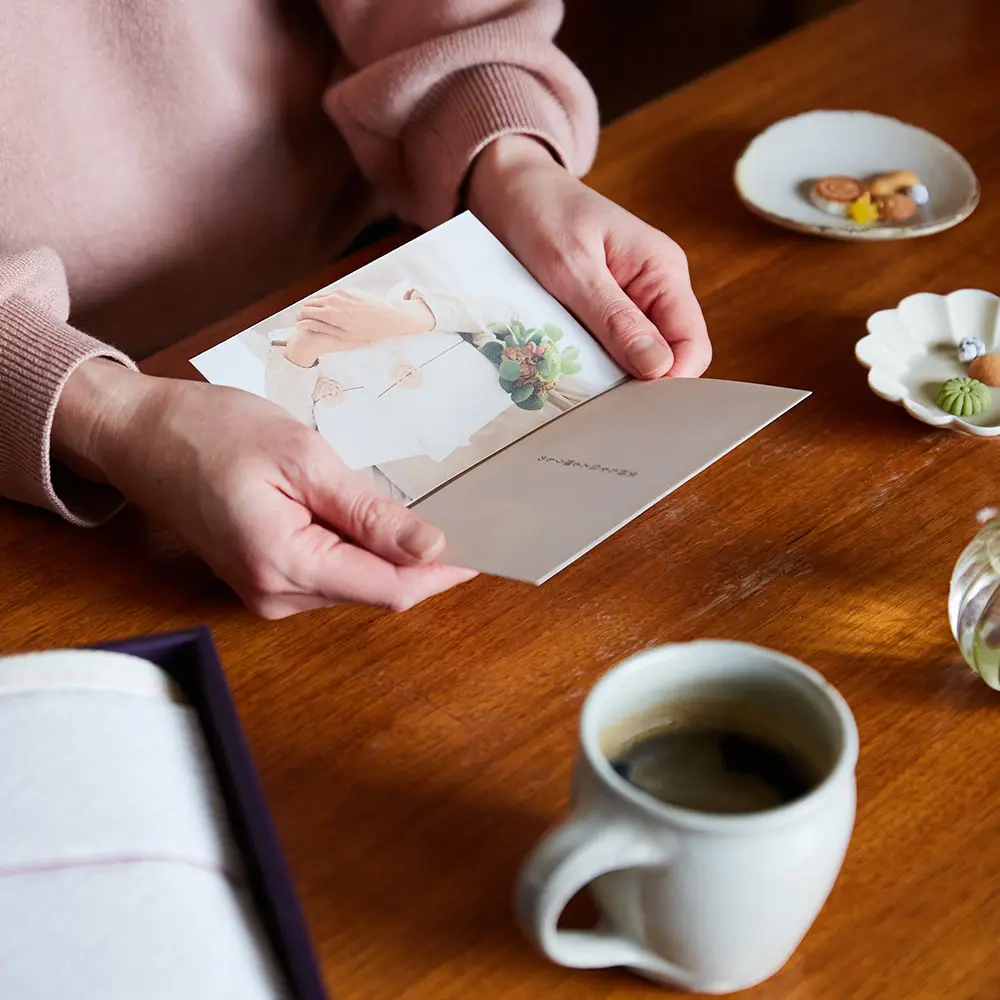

4,0,1000,995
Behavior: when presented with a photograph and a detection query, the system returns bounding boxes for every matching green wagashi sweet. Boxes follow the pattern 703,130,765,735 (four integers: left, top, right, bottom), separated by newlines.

936,376,990,417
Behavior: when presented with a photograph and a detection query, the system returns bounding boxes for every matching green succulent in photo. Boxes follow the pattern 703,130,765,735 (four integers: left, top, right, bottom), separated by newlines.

515,392,545,410
479,318,583,408
498,358,522,381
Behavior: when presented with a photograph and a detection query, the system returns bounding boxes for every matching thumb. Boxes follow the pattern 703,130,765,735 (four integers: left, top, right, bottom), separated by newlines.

301,453,446,566
565,268,673,379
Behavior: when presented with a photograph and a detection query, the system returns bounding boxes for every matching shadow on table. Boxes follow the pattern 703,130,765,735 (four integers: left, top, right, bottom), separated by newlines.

268,747,820,998
0,502,237,644
268,755,634,993
806,644,995,713
99,508,237,614
609,123,778,247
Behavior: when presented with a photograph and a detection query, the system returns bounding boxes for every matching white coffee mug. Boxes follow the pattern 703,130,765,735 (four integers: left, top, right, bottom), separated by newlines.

515,640,858,994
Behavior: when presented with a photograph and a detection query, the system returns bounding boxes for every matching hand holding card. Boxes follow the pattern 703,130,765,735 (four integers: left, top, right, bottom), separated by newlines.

467,134,712,380
55,361,474,618
193,213,807,587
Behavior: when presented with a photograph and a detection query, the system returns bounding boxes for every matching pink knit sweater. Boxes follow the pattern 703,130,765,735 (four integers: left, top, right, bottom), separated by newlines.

0,0,597,526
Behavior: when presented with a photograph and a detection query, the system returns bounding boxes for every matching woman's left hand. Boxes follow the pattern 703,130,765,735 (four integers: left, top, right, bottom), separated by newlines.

468,136,711,380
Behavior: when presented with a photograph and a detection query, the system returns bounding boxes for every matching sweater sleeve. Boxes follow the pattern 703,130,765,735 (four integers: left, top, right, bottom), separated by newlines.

319,0,599,229
263,347,321,429
0,248,138,527
409,289,510,350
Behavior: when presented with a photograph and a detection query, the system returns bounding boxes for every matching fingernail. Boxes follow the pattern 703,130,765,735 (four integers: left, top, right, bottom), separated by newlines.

396,520,445,562
626,336,671,377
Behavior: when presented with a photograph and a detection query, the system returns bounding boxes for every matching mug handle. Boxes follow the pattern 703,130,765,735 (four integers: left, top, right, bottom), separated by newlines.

514,813,694,987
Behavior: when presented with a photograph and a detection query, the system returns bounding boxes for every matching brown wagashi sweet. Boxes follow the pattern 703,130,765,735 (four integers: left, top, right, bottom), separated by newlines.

875,192,917,222
968,353,1000,388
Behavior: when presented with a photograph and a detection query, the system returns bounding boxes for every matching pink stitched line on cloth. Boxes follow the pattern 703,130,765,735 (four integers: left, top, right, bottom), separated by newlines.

0,854,236,882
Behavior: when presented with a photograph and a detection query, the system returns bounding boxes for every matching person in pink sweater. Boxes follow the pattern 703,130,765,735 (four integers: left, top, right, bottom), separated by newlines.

0,0,711,618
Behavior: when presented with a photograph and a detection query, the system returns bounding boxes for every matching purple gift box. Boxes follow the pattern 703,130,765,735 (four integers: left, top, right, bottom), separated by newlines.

93,626,329,1000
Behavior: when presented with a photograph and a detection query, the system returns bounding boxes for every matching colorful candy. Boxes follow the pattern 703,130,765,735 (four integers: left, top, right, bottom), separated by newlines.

874,193,917,222
808,170,929,225
849,193,880,225
810,176,865,217
958,337,987,363
968,354,1000,388
936,376,990,416
870,170,921,198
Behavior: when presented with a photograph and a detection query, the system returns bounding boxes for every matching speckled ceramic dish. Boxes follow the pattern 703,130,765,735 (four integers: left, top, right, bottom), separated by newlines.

735,110,979,240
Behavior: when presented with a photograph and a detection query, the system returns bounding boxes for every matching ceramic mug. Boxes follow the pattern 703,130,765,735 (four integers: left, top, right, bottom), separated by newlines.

515,640,858,994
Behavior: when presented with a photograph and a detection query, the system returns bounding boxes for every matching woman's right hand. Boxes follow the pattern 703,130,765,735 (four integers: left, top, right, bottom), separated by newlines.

52,360,475,618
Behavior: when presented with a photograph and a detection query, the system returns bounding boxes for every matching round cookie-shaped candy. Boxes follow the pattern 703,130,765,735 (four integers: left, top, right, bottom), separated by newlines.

937,376,990,416
875,193,917,222
810,176,865,217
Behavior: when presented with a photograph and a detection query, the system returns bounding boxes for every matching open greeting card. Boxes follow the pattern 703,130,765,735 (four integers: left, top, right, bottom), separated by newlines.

192,213,808,583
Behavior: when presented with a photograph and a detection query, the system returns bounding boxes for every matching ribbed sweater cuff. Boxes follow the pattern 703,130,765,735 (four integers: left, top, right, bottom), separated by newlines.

0,295,138,527
405,62,585,228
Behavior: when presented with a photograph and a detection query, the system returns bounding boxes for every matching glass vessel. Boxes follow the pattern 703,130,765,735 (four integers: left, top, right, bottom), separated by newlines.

950,510,1000,689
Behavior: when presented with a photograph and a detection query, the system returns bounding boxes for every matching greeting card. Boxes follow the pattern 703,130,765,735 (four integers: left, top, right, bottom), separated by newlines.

192,213,808,583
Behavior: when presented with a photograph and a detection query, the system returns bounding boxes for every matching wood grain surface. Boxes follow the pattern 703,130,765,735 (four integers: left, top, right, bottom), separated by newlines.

4,0,1000,996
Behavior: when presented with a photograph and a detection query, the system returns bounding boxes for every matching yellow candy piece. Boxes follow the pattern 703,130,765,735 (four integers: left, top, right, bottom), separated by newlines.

849,193,879,225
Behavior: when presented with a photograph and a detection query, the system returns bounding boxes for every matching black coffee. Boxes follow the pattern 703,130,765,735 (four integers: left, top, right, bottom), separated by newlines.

609,726,817,814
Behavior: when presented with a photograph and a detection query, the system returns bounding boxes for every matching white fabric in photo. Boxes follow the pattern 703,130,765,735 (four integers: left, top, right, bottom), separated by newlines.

314,332,512,469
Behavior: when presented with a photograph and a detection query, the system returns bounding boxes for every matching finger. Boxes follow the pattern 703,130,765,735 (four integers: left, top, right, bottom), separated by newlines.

243,589,340,620
291,525,477,611
296,312,369,345
297,304,347,328
649,285,712,378
300,289,363,315
300,289,348,308
299,452,450,566
294,318,352,344
296,298,333,320
243,545,476,618
562,266,674,379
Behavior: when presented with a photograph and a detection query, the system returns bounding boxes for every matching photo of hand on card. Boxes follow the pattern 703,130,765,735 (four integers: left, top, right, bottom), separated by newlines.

194,214,624,505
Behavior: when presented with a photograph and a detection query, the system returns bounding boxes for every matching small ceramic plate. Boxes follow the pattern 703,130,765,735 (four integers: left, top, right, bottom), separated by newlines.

856,289,1000,436
734,110,979,240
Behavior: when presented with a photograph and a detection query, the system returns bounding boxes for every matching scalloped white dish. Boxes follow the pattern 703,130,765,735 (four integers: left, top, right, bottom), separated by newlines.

735,110,979,240
856,289,1000,436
